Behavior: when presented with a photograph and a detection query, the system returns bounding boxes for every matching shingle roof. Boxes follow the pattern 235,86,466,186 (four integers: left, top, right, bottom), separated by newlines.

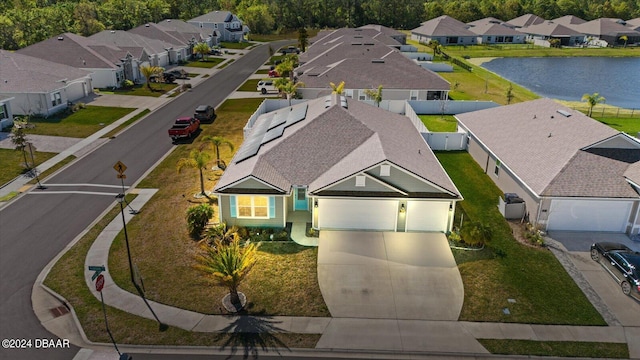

412,15,476,37
551,15,587,26
456,98,621,196
516,22,583,37
298,37,397,69
17,33,125,69
89,30,167,56
215,95,460,198
189,10,233,23
468,23,523,36
301,28,399,64
128,23,186,47
358,24,405,38
0,50,90,93
574,18,640,37
506,14,546,28
467,17,504,26
298,51,449,91
157,18,210,40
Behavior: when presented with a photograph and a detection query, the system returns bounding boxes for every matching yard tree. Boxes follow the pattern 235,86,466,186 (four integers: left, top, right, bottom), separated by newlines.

202,135,234,170
275,54,298,80
9,118,30,173
505,84,514,104
619,35,628,47
274,78,305,106
364,85,383,107
298,27,308,51
193,42,210,60
581,92,605,117
139,65,163,90
427,39,441,58
330,81,345,95
195,237,259,310
236,2,273,34
176,144,212,197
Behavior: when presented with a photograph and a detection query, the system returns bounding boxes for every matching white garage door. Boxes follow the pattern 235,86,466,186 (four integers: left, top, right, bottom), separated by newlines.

547,199,632,232
406,201,450,232
318,199,397,231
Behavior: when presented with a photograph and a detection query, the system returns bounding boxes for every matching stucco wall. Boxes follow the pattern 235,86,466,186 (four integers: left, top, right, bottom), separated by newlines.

219,194,285,228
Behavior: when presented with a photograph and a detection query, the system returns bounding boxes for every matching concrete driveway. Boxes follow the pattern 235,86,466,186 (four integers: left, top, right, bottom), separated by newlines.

317,231,464,320
548,231,640,327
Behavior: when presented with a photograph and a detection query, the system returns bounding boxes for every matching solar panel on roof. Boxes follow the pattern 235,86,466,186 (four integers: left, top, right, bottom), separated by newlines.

262,124,286,144
286,104,308,126
234,117,271,163
267,112,286,130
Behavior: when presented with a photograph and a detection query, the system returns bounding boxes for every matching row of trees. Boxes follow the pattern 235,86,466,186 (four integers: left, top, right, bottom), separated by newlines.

3,0,639,50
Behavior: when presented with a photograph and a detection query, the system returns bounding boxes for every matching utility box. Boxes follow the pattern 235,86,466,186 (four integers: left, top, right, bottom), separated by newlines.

499,193,525,220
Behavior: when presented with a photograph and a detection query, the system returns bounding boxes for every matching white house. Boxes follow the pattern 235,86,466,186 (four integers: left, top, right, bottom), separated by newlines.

188,11,248,42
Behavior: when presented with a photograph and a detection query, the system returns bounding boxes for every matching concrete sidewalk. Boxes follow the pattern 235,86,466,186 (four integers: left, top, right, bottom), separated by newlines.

32,188,640,359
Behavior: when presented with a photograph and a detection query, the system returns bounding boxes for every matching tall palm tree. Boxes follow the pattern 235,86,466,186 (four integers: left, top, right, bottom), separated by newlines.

364,85,383,107
193,42,210,61
329,81,345,95
176,145,212,197
202,135,234,169
427,39,441,57
619,35,628,48
581,92,606,117
195,237,258,309
140,65,163,90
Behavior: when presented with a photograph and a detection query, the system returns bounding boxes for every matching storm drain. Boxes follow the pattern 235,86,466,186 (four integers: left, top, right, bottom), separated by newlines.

49,305,69,318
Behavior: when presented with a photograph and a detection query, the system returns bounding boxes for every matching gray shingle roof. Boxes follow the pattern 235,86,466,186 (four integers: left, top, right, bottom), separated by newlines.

157,19,210,40
506,14,546,28
17,33,125,69
128,23,186,47
90,30,177,55
468,23,523,36
467,17,505,26
189,10,233,23
456,98,621,196
298,51,449,90
551,15,587,26
516,22,584,37
298,38,397,69
0,50,91,93
215,95,459,198
412,15,476,37
574,18,640,37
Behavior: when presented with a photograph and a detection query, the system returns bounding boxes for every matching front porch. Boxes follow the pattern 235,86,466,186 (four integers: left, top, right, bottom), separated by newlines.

288,210,318,246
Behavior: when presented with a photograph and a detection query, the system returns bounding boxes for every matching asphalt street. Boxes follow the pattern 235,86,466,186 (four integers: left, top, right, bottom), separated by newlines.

0,40,290,360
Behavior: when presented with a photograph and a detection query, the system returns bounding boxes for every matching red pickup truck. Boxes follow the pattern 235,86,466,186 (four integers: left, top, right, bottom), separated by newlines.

168,117,200,141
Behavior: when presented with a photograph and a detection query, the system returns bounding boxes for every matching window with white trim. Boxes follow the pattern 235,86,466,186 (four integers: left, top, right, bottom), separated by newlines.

50,92,62,107
494,159,501,176
355,175,366,187
410,90,418,100
237,196,269,218
0,104,7,119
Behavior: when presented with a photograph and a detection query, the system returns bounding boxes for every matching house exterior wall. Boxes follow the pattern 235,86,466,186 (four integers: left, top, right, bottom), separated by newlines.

86,68,121,89
6,92,68,116
64,78,92,101
219,194,285,228
411,34,477,45
324,175,398,192
300,88,447,101
476,34,525,44
0,98,14,130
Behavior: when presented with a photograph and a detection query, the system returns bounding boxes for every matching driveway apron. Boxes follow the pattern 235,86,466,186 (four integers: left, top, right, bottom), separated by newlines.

317,231,464,320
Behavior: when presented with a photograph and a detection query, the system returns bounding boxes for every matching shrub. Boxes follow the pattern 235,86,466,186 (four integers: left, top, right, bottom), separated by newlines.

186,204,214,238
121,79,134,89
523,222,545,246
460,221,493,246
204,222,241,246
447,229,462,243
273,230,289,241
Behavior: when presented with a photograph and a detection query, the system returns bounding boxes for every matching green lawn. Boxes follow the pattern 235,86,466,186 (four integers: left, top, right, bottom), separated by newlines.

184,57,225,68
0,148,57,185
436,151,606,325
419,115,458,132
479,339,629,358
238,79,260,92
101,83,177,97
594,116,640,135
27,106,135,138
220,41,255,49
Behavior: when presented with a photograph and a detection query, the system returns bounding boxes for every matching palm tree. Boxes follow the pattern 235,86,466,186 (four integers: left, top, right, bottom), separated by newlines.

427,39,441,57
193,42,210,61
202,135,234,170
329,81,345,95
274,78,305,106
275,54,297,80
619,35,628,48
139,65,163,91
176,145,212,197
364,85,383,107
195,237,259,310
581,92,606,117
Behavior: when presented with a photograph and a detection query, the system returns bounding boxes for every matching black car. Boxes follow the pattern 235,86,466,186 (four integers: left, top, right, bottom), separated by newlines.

590,242,640,300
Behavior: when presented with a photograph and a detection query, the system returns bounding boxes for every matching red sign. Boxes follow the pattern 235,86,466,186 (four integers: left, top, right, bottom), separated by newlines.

95,274,105,292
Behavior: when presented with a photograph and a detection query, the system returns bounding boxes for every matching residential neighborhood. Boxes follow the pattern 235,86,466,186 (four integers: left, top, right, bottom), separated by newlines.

1,7,639,360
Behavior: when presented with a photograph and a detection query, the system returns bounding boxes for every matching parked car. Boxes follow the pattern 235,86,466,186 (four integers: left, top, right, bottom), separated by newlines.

165,69,189,80
209,48,222,55
194,105,216,124
149,72,175,84
168,117,200,142
268,69,279,78
280,46,300,54
590,242,640,300
257,80,278,94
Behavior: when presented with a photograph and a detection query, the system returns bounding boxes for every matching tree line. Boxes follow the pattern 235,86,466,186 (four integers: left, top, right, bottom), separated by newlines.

2,0,638,50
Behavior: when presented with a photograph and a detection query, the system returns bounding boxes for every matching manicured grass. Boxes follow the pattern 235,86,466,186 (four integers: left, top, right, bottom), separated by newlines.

593,116,640,135
0,191,19,202
27,106,135,138
0,148,57,185
220,41,255,49
238,79,260,92
419,115,458,132
43,195,321,347
111,98,328,317
218,59,234,69
102,109,151,138
436,151,606,325
184,57,224,68
479,339,629,358
27,155,75,184
256,69,270,74
268,55,285,65
107,83,178,97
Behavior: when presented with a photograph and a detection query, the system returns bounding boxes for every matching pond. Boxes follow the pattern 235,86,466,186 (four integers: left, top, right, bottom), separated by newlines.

481,57,640,109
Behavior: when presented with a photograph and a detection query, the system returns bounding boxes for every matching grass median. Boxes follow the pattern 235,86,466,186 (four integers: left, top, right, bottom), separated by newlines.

479,339,628,358
0,148,57,185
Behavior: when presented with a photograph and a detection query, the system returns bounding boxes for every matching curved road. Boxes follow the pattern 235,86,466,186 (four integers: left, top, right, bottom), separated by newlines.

0,41,289,360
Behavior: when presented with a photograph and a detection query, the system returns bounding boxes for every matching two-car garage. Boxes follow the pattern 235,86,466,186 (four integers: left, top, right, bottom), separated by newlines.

316,198,452,232
546,199,634,233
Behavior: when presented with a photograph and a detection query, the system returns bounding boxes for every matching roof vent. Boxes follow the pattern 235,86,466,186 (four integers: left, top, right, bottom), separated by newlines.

145,23,150,27
324,96,332,108
371,59,385,63
556,109,572,117
57,36,64,41
167,19,171,22
340,96,348,109
110,30,115,33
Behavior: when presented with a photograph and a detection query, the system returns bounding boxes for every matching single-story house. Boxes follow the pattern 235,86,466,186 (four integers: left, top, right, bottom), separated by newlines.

468,22,526,44
187,10,248,42
0,95,15,130
359,24,407,44
128,23,191,64
298,34,398,68
17,33,135,89
516,22,585,46
573,18,640,45
505,13,546,29
0,50,92,116
214,94,462,232
411,15,477,45
296,50,450,101
550,15,587,27
626,18,640,31
456,98,640,234
89,30,170,68
467,17,504,27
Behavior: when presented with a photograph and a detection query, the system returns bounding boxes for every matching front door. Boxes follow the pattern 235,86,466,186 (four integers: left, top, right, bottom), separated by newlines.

294,187,308,211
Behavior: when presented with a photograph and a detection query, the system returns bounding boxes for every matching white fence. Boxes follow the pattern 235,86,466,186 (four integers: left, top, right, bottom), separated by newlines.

407,100,499,115
423,132,468,150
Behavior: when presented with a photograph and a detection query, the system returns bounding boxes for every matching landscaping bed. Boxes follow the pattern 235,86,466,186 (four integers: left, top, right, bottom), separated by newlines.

184,57,225,68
